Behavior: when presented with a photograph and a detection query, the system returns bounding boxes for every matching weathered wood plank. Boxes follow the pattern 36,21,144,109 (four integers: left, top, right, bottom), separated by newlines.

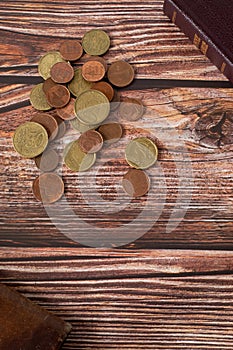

0,0,226,80
1,87,232,249
1,249,233,349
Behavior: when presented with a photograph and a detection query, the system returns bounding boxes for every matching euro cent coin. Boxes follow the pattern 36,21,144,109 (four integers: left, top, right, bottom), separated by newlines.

68,68,92,97
13,121,48,158
38,51,65,80
122,168,150,197
125,137,158,169
30,83,52,111
32,173,64,204
82,29,110,56
59,40,83,61
75,90,110,125
64,139,96,172
107,61,134,87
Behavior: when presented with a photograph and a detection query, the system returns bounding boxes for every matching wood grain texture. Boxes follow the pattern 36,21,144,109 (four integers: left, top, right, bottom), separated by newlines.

1,248,233,349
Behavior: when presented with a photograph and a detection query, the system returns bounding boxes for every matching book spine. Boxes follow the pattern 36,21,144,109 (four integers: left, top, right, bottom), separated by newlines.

163,0,233,84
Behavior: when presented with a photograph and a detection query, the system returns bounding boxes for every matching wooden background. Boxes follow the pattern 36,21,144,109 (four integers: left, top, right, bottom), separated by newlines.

0,0,233,349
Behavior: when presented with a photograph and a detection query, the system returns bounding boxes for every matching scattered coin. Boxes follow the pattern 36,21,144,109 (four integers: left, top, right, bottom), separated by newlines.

53,115,67,139
34,149,59,172
64,140,96,172
119,97,144,121
56,98,76,121
46,85,70,108
30,83,52,111
82,29,110,56
78,130,103,153
13,121,48,158
70,118,99,133
59,40,83,61
38,51,65,80
68,68,92,97
31,113,58,141
122,168,150,197
50,62,74,84
86,55,108,72
107,61,134,87
32,173,64,204
98,122,122,144
81,60,106,82
42,78,57,95
91,81,114,101
125,137,158,170
75,89,110,125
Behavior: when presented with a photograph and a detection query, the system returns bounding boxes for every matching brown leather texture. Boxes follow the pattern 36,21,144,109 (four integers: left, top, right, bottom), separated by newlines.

167,0,233,63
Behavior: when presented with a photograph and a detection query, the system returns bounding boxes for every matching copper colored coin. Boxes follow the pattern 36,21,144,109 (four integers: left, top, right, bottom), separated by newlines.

46,85,70,108
50,62,74,84
53,115,67,139
107,60,134,87
32,173,64,204
85,55,108,72
34,149,59,172
119,97,144,121
42,78,57,95
31,113,58,140
59,40,83,61
56,98,76,120
81,60,105,82
98,122,122,144
122,168,150,198
91,81,114,101
78,130,103,153
110,89,121,111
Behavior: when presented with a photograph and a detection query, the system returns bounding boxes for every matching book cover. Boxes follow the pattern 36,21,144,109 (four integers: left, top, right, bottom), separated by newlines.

163,0,233,84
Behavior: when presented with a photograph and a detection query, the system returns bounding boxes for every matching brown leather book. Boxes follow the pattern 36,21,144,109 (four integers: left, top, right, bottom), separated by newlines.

0,283,72,349
163,0,233,84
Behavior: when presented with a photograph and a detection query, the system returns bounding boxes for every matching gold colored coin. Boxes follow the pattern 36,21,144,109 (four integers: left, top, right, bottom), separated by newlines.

68,68,92,97
70,118,100,133
64,140,96,172
125,137,158,170
75,90,110,125
30,83,52,111
82,29,110,56
13,121,48,158
38,51,65,79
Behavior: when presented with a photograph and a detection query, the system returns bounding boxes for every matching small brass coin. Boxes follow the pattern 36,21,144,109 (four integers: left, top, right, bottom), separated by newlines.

32,173,64,204
82,29,110,56
75,89,110,125
70,118,99,133
13,121,48,158
38,51,65,80
68,68,92,97
30,83,52,111
122,168,150,198
64,139,96,172
125,137,158,170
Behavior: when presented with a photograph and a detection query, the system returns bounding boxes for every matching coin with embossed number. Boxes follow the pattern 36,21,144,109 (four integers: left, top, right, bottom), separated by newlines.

64,139,96,172
75,89,110,125
32,173,64,204
59,40,83,61
50,61,74,84
125,137,158,170
38,51,65,80
13,121,48,158
82,29,110,56
107,61,134,87
78,130,103,153
82,60,105,82
46,85,70,108
30,83,52,111
68,68,92,97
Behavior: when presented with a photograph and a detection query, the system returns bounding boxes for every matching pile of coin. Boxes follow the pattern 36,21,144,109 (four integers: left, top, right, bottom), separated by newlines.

13,29,158,202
